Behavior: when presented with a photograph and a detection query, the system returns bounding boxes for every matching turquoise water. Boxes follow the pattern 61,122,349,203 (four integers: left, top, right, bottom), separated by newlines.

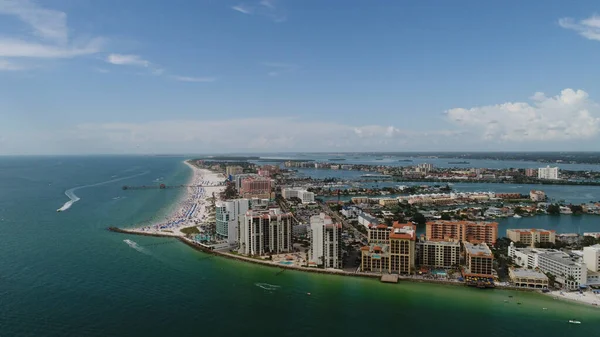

1,156,599,337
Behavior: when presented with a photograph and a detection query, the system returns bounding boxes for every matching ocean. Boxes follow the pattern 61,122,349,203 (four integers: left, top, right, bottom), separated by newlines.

0,156,599,337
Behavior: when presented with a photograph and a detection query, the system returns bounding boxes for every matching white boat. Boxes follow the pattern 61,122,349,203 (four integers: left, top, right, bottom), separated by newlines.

513,214,522,218
568,320,581,324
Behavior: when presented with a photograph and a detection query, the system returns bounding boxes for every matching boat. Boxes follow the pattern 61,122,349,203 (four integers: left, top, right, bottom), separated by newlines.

568,320,581,324
543,308,547,310
513,214,522,218
56,209,62,212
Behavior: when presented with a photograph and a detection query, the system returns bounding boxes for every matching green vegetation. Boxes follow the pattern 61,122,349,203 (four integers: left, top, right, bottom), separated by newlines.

181,226,201,235
546,204,561,215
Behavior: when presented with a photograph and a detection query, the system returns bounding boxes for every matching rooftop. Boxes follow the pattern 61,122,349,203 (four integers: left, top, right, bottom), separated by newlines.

507,228,555,234
464,242,492,257
510,268,548,279
419,240,460,246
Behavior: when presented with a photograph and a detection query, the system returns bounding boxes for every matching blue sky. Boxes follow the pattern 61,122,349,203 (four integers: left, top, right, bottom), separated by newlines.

1,0,600,154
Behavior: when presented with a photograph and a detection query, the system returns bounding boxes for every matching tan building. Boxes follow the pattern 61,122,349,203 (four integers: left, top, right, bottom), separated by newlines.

463,242,494,287
417,240,461,268
508,268,549,289
506,228,556,247
360,222,416,274
226,165,244,176
378,198,399,207
426,220,498,244
529,190,546,202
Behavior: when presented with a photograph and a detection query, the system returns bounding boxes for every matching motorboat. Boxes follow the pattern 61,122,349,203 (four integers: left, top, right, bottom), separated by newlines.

513,214,522,218
568,320,581,324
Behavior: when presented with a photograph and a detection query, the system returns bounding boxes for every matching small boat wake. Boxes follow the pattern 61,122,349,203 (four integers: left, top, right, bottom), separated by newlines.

255,283,281,291
124,239,150,255
57,171,149,212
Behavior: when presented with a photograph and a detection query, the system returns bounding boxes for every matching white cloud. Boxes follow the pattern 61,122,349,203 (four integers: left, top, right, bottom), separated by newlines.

0,37,104,58
231,1,286,22
0,0,103,68
445,88,600,142
0,0,68,44
559,15,600,41
231,5,253,15
171,75,216,82
106,53,150,67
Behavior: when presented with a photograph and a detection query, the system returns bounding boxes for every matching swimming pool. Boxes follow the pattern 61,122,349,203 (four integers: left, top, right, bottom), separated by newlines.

432,270,447,276
279,261,293,265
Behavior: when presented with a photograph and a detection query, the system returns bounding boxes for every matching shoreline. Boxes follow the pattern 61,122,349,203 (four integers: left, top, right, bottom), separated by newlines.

109,161,599,310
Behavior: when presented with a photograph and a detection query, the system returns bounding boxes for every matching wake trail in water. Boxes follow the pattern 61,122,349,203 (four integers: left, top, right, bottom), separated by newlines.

57,171,150,212
123,239,151,255
255,283,281,291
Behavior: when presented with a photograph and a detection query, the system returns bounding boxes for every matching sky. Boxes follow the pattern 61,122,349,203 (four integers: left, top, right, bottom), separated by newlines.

1,0,600,154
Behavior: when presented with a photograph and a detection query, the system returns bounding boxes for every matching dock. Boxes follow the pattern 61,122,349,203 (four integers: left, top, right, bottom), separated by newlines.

380,274,399,283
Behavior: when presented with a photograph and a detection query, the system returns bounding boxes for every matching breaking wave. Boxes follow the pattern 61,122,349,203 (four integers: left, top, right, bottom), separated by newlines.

57,171,149,212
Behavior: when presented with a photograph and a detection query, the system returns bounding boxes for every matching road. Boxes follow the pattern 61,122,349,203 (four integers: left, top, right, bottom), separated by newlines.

320,202,367,241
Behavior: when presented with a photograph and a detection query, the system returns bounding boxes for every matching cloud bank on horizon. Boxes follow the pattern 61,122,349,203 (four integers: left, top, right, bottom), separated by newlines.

1,1,600,154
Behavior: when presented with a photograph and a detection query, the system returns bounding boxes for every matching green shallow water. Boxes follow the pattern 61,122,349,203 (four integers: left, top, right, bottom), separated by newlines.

0,156,598,337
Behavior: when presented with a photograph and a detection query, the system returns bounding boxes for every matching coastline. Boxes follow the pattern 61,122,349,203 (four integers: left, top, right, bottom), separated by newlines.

109,161,599,310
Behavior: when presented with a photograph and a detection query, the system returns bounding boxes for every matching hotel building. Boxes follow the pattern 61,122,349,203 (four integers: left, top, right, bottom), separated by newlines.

239,176,272,199
463,242,494,287
215,199,250,245
225,165,244,177
508,243,587,290
425,220,498,244
360,222,416,274
506,228,556,247
282,187,315,204
309,213,342,269
416,240,461,268
529,190,546,202
238,208,293,256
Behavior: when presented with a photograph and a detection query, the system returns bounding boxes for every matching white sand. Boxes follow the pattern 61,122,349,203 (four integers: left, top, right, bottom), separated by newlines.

545,290,600,308
127,161,225,237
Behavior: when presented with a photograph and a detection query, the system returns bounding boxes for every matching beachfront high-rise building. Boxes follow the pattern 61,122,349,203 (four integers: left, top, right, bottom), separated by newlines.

282,188,315,204
239,176,272,199
506,228,556,247
425,220,498,244
226,166,244,177
360,222,416,274
309,213,342,269
416,240,461,268
538,166,559,180
583,244,600,272
238,208,293,256
508,243,587,290
463,242,494,287
215,199,249,245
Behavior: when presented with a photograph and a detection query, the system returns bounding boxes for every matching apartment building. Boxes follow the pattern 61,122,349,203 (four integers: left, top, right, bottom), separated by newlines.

583,244,600,272
416,240,461,268
225,165,244,177
426,220,498,244
529,190,546,202
538,166,559,180
215,199,250,245
506,228,556,247
360,222,416,274
309,213,342,269
238,208,293,256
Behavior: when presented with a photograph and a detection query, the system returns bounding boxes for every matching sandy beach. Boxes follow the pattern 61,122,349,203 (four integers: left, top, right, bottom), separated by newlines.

545,290,600,308
127,161,225,236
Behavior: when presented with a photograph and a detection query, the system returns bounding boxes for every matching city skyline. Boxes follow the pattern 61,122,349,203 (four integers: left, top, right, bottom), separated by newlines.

2,0,600,154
